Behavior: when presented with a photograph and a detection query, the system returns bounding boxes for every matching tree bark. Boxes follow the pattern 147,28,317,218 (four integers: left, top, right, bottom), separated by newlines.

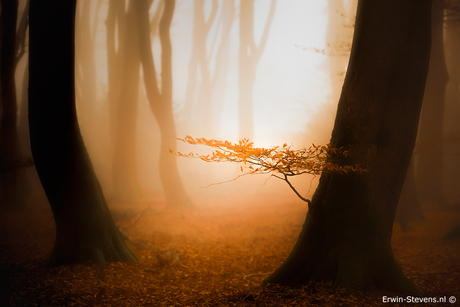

264,0,431,295
29,0,138,266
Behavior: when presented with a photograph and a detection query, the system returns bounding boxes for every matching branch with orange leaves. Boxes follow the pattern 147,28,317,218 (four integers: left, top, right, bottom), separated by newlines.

170,136,365,204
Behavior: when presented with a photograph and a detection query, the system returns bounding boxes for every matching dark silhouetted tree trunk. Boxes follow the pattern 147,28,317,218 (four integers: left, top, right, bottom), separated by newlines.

264,0,431,295
29,0,138,266
238,0,276,140
135,0,193,209
416,0,449,206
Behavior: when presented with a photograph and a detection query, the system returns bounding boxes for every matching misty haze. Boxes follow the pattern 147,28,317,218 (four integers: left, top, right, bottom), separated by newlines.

1,0,460,305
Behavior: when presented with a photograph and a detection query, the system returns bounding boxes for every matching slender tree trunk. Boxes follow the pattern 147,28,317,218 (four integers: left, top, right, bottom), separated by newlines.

105,0,125,196
75,0,101,151
416,0,449,206
182,0,218,136
395,157,424,231
136,0,193,209
443,5,460,202
29,0,138,266
211,0,235,133
442,2,460,237
0,0,29,210
111,0,143,201
238,0,255,141
264,0,431,295
238,0,276,140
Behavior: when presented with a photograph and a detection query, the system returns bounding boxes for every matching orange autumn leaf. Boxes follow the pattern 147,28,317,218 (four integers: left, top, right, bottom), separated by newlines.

172,136,366,203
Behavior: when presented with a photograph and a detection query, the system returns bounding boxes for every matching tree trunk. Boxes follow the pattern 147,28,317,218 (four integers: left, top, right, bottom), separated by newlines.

415,0,449,206
264,0,431,295
105,0,126,197
75,0,102,160
0,0,29,211
443,4,460,202
395,157,424,231
210,0,235,133
183,0,218,136
111,0,143,201
135,0,193,209
29,0,138,266
238,0,276,140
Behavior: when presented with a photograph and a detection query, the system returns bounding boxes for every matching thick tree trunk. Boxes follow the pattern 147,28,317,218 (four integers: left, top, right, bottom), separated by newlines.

135,0,193,209
29,0,138,266
264,0,431,295
415,0,449,206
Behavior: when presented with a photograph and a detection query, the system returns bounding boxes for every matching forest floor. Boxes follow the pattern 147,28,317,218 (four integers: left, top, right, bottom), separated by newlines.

1,193,460,306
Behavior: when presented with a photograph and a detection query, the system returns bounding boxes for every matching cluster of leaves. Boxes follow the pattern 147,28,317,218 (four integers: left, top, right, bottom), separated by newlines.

171,136,364,203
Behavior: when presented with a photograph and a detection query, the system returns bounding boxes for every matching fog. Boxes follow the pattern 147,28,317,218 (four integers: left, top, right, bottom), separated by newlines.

3,1,460,304
67,0,356,205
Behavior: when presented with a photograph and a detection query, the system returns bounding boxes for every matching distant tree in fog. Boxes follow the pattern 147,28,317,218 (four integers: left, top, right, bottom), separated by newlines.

415,0,450,207
443,0,460,238
0,0,31,210
75,0,103,162
135,0,193,209
29,0,138,266
106,0,144,201
238,0,276,140
183,0,218,134
262,0,431,294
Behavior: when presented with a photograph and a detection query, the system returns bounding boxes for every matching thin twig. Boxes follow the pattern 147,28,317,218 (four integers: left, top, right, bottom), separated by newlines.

272,173,311,205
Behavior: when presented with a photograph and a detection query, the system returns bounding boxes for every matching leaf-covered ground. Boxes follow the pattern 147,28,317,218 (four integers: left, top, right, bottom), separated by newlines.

1,194,460,306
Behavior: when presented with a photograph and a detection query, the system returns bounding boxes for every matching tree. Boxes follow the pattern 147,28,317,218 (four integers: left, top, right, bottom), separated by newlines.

415,0,449,207
443,0,460,203
0,0,31,210
395,157,424,231
28,0,138,266
135,0,193,209
238,0,276,140
75,0,104,164
176,0,431,294
183,0,218,135
109,0,144,201
262,0,431,294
